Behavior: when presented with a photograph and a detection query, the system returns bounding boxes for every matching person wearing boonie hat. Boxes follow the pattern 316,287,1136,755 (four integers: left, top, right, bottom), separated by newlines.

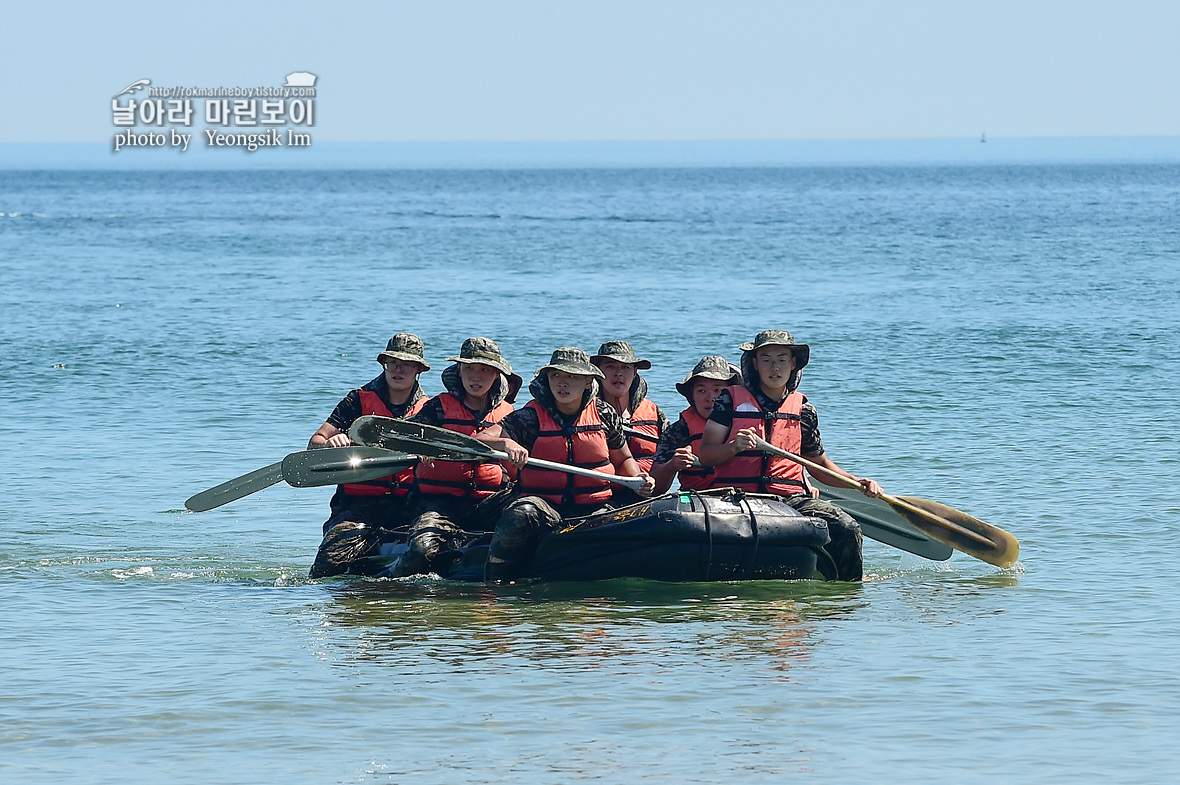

392,337,523,577
590,341,669,485
697,330,883,582
306,332,431,578
649,356,742,495
475,346,656,584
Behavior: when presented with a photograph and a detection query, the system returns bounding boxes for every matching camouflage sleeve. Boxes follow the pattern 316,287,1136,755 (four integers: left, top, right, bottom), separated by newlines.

656,405,670,435
325,390,362,430
498,407,539,451
652,417,692,465
596,401,628,450
800,401,824,457
708,389,735,427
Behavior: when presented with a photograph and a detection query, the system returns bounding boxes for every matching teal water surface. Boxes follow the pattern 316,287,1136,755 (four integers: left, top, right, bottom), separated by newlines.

2,165,1179,783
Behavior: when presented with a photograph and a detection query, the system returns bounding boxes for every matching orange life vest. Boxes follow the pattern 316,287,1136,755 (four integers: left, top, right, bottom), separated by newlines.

341,390,426,497
518,400,615,506
674,406,714,491
711,385,809,497
626,398,660,473
414,393,514,500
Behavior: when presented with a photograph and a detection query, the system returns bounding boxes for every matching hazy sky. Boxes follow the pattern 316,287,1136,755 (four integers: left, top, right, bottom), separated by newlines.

2,0,1177,143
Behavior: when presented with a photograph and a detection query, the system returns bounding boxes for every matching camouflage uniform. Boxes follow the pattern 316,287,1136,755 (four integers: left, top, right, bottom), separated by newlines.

394,338,522,578
309,333,430,579
652,355,742,480
708,331,864,582
590,341,669,505
486,348,628,583
652,417,694,465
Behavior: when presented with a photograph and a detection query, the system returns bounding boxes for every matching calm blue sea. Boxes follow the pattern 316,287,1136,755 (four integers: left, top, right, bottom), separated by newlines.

2,161,1179,784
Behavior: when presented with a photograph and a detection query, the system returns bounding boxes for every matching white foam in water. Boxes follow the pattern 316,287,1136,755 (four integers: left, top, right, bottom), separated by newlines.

110,566,154,579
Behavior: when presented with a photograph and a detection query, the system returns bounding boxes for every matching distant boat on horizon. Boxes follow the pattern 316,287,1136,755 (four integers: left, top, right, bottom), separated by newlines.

981,133,988,143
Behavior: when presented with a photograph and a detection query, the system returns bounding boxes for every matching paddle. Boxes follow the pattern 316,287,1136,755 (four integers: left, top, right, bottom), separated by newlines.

185,461,284,512
281,446,417,487
815,483,952,562
185,446,418,511
647,429,948,559
349,415,651,492
752,436,1019,568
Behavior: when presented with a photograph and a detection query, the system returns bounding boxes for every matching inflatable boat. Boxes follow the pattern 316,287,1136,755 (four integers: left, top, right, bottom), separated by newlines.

348,488,831,582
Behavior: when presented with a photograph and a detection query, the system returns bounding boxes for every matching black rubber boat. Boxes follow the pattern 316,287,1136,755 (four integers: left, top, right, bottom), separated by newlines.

347,489,831,582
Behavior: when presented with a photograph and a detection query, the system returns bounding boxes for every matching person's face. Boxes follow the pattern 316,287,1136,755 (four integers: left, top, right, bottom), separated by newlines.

459,362,499,401
691,378,728,419
598,360,637,398
755,347,796,390
548,370,593,408
383,360,423,393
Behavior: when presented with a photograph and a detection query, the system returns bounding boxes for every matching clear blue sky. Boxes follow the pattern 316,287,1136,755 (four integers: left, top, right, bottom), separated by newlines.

2,0,1177,143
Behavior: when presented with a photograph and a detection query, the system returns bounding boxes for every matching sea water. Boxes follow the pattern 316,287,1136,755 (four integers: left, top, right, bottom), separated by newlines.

1,163,1179,784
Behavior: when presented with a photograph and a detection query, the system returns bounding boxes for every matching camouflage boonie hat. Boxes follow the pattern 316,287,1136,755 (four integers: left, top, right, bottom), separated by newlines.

675,355,743,400
376,332,430,371
446,337,514,376
590,340,652,370
446,337,524,397
535,347,605,380
738,329,809,370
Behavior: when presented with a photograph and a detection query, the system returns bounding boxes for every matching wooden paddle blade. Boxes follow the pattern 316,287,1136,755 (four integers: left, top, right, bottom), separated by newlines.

281,446,417,488
890,496,1020,568
184,461,284,512
750,436,1017,567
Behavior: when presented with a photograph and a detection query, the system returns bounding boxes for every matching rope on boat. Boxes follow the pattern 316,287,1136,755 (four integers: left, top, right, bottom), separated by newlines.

738,494,761,576
691,490,714,581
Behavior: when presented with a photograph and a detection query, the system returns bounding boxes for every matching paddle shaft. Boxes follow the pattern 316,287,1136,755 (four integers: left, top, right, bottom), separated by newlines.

622,425,659,443
468,445,649,492
751,437,994,548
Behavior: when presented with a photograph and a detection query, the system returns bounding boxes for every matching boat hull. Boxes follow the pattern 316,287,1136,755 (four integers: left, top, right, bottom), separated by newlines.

348,489,831,583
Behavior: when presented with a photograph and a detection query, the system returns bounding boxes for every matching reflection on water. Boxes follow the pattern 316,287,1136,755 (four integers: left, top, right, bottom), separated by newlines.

312,578,870,675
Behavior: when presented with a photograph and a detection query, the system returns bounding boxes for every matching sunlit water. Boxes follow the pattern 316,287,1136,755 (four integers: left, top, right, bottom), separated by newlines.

2,165,1179,784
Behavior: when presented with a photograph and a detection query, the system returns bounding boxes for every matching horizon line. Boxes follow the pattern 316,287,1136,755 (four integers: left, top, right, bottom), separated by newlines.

3,136,1178,171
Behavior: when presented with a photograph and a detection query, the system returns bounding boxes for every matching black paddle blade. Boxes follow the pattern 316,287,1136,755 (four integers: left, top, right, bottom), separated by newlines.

817,485,952,561
281,446,417,488
184,462,284,512
349,415,498,460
